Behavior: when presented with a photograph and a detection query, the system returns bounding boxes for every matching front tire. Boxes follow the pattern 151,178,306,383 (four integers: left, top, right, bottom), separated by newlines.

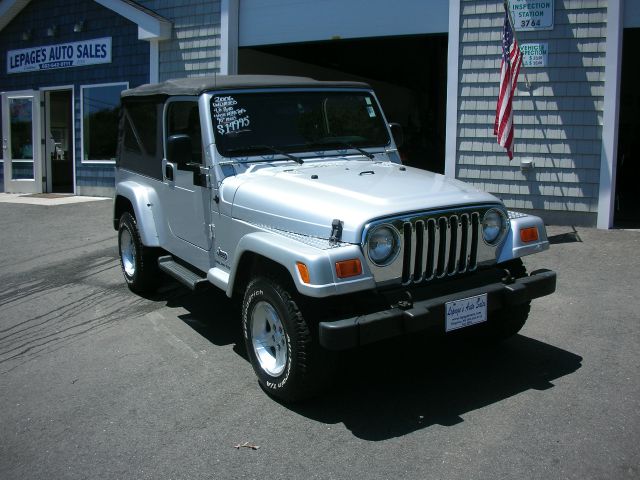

118,212,160,294
242,276,327,402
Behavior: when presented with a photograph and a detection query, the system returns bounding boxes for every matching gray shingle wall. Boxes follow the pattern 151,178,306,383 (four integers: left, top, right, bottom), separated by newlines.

456,0,607,222
139,0,222,80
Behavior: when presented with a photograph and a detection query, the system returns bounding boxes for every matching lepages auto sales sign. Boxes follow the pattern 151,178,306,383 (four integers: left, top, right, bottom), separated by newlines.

7,37,112,74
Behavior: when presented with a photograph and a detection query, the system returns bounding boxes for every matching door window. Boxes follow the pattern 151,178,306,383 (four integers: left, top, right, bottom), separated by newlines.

167,101,202,164
9,97,34,180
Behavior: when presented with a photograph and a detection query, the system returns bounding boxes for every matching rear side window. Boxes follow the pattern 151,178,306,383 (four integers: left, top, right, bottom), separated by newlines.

125,102,157,155
118,98,163,180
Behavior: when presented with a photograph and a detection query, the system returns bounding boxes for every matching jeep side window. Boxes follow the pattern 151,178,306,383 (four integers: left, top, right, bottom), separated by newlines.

166,101,203,165
118,99,162,180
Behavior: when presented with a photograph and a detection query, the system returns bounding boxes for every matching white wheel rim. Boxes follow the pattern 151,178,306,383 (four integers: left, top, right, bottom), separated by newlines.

250,301,288,377
120,228,136,277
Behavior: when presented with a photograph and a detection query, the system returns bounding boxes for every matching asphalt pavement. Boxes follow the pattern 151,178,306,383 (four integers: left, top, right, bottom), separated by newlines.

0,200,638,479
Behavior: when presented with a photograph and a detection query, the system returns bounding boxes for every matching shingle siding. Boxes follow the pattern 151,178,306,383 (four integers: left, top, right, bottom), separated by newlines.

139,0,222,80
456,0,607,224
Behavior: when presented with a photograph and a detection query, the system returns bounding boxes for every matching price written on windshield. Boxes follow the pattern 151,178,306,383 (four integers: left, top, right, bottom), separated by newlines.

213,96,251,135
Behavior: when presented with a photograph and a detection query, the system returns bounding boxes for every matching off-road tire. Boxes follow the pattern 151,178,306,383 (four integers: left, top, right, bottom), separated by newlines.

242,276,328,402
118,212,160,294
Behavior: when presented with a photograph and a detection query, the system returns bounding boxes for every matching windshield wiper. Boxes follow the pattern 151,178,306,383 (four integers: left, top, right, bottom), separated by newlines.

223,145,304,164
340,142,375,160
316,140,375,160
256,145,304,164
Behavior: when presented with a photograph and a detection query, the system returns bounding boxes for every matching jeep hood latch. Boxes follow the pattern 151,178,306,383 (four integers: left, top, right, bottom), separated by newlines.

329,219,343,244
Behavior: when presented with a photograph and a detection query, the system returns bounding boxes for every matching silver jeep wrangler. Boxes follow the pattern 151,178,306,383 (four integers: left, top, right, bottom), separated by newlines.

114,75,556,402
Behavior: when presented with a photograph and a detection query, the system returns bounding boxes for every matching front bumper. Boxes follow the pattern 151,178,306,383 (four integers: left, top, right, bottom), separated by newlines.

318,269,556,350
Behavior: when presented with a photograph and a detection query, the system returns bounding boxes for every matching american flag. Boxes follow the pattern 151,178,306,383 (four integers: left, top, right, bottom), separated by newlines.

494,10,522,160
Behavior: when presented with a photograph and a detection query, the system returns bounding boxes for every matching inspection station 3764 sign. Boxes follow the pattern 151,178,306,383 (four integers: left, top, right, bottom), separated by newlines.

7,37,112,74
509,0,554,31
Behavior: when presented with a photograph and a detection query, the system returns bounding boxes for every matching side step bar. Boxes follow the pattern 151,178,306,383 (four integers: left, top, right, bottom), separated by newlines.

158,256,209,290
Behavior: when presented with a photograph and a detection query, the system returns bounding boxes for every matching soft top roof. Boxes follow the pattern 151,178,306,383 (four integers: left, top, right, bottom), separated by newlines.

121,74,371,98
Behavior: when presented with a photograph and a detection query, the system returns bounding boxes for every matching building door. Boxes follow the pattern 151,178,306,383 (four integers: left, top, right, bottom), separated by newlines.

44,90,74,193
2,90,42,194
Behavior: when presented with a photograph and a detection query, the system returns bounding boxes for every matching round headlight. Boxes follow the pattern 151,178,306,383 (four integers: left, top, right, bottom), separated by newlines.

482,209,505,244
368,225,399,266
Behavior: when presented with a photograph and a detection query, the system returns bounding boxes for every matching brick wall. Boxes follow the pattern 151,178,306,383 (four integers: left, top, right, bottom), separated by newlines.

456,0,607,226
139,0,222,80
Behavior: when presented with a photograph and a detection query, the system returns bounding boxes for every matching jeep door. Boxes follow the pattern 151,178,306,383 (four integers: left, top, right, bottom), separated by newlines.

162,99,213,251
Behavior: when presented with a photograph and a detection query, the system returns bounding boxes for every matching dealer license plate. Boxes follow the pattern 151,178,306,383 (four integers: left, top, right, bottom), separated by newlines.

445,293,488,332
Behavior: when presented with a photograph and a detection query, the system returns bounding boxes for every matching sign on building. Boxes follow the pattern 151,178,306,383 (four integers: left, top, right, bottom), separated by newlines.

509,0,554,31
7,37,112,74
520,43,549,67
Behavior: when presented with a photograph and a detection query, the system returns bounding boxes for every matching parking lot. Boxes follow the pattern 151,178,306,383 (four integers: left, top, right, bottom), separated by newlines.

0,198,638,479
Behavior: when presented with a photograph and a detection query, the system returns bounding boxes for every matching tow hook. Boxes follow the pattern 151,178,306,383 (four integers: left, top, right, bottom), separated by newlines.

502,269,515,284
396,291,413,310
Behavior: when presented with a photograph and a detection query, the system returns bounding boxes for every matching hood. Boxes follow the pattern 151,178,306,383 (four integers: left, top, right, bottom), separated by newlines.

222,160,500,243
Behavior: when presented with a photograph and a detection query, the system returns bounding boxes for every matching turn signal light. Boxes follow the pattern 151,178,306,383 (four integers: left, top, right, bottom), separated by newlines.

296,262,310,284
520,226,539,243
335,259,362,278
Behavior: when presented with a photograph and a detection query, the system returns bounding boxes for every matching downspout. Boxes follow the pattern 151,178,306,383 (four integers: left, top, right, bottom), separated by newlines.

220,0,239,75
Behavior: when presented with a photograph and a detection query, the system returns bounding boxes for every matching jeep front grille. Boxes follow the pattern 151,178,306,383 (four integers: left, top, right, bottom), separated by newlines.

400,213,480,284
363,205,505,287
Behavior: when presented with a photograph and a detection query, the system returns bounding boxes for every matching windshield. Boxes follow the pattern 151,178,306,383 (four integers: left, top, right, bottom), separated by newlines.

211,90,390,158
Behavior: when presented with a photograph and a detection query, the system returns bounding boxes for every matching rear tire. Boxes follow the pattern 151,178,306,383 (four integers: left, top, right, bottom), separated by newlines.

118,212,160,294
242,276,329,402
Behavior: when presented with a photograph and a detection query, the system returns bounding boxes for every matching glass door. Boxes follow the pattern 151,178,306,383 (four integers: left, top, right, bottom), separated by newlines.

2,91,42,194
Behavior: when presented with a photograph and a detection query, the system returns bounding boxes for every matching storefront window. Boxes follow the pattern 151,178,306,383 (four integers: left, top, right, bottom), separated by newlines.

81,83,127,162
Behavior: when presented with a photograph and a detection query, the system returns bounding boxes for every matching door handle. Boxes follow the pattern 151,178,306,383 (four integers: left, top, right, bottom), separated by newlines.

165,163,174,181
2,138,6,150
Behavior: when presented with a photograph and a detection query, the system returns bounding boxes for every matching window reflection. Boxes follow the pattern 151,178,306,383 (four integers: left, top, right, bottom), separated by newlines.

9,97,34,180
10,98,33,160
82,84,126,161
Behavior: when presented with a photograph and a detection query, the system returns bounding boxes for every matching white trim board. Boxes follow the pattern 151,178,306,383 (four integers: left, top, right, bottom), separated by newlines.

444,0,460,179
597,0,623,229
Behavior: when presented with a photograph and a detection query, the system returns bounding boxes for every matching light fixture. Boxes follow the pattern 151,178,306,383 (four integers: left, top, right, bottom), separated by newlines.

46,25,57,37
520,158,534,171
21,29,32,41
73,20,85,33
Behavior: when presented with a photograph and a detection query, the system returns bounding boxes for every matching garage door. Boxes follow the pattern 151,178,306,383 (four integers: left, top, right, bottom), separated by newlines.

239,0,449,47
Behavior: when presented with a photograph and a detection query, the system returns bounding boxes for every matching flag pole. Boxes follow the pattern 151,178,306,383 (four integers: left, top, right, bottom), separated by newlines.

503,0,531,90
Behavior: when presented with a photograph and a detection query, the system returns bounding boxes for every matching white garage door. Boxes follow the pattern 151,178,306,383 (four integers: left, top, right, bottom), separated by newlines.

239,0,449,47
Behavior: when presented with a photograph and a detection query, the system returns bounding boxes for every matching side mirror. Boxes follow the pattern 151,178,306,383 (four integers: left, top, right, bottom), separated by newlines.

389,123,404,149
167,134,192,166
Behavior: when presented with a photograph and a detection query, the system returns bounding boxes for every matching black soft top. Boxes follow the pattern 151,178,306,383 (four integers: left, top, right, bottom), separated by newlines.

121,74,371,98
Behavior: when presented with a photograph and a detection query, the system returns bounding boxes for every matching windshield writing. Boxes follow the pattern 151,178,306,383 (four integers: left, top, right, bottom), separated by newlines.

211,91,389,158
